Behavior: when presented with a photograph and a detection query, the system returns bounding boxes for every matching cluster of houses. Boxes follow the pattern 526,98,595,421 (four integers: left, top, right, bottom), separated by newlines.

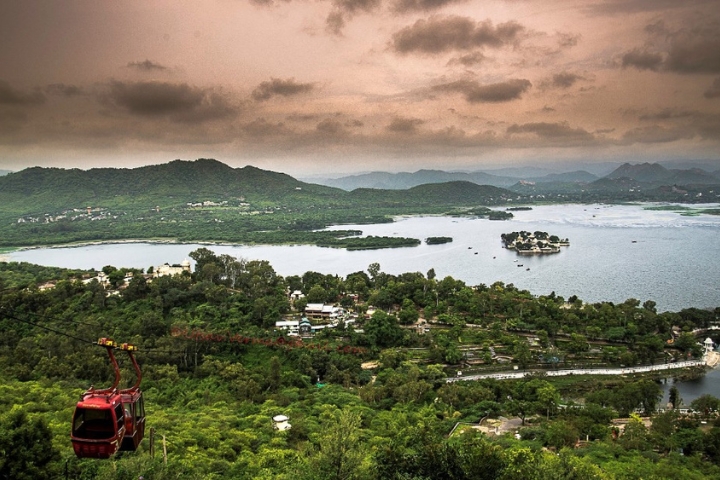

275,290,365,337
17,207,119,224
38,259,192,291
186,200,229,208
275,297,357,336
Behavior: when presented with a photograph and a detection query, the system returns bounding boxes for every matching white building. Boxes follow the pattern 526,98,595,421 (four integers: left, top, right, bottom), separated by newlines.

154,259,192,277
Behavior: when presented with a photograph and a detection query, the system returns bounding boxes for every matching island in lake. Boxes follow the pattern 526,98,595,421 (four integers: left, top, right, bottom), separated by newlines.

501,230,569,255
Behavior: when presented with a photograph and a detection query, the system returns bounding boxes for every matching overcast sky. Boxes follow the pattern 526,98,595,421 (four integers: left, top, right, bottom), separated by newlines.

1,0,719,176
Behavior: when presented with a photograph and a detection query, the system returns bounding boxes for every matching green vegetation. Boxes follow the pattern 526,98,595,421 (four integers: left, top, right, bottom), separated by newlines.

2,160,715,250
449,206,514,220
425,237,453,245
318,235,421,250
2,255,720,478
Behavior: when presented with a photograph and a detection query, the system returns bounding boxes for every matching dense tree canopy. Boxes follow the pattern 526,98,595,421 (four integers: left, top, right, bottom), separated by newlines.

1,255,720,479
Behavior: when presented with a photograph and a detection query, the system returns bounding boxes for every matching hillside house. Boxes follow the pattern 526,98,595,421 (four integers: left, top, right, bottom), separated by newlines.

153,259,192,277
304,303,344,321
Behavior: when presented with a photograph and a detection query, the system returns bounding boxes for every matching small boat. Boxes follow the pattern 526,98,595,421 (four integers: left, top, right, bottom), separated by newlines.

517,264,523,267
631,240,637,243
526,268,530,271
513,259,518,262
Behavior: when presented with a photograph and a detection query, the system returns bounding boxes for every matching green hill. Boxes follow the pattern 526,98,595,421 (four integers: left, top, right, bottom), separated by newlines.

0,159,344,214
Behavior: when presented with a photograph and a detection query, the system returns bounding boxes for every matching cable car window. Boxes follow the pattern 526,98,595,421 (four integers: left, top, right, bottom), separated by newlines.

72,408,115,439
115,404,124,430
136,396,145,419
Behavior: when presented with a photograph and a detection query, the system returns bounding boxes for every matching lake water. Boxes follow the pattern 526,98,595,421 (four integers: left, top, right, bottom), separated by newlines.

6,203,720,313
7,202,720,398
661,366,720,407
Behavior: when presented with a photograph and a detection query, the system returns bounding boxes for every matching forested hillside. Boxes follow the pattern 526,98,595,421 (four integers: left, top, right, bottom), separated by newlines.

1,159,718,249
2,254,720,479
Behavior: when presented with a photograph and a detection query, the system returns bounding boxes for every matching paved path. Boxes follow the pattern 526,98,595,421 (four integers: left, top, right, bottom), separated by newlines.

447,360,706,382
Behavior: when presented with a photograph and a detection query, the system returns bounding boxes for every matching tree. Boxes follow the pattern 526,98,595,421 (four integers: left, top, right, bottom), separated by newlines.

537,384,560,420
690,394,720,418
567,333,589,354
307,285,328,303
398,299,419,325
668,385,682,410
620,413,650,451
0,409,60,480
189,247,219,276
650,410,678,453
310,407,367,480
513,341,532,370
367,263,381,284
364,311,404,348
543,420,579,450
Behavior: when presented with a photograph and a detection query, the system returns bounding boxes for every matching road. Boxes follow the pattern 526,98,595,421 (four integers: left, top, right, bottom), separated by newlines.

447,360,706,382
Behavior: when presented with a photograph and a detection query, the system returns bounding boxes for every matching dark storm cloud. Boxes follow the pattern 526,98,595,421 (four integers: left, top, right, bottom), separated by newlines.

248,0,292,6
447,51,485,67
45,83,83,97
585,0,717,15
705,78,720,99
127,60,168,72
666,37,720,73
326,10,347,36
551,72,582,88
623,21,720,74
242,118,292,138
621,49,663,71
326,0,382,35
107,81,235,121
391,16,524,54
333,0,381,14
635,109,720,141
433,78,531,103
391,0,468,14
287,113,322,122
316,118,348,135
621,125,694,144
386,116,424,133
0,80,45,105
506,122,595,142
557,32,581,48
638,108,695,121
251,78,315,101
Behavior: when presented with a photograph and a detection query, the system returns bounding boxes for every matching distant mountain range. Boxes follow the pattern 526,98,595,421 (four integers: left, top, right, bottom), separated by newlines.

0,159,718,218
306,162,720,192
0,159,517,215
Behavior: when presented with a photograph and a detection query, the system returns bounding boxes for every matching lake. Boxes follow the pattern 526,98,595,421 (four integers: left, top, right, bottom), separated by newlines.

6,203,720,313
661,366,720,407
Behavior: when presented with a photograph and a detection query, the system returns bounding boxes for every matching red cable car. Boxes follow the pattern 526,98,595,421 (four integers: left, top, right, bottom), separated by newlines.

71,338,126,459
118,342,145,452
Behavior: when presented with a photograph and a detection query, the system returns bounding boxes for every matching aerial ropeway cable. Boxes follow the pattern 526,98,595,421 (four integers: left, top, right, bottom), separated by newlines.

1,308,148,458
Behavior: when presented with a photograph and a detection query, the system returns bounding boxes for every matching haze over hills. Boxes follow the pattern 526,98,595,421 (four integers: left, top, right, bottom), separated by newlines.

1,159,719,219
305,162,720,192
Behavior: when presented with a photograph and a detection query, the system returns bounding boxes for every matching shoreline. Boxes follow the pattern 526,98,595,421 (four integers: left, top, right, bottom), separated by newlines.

8,238,247,253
